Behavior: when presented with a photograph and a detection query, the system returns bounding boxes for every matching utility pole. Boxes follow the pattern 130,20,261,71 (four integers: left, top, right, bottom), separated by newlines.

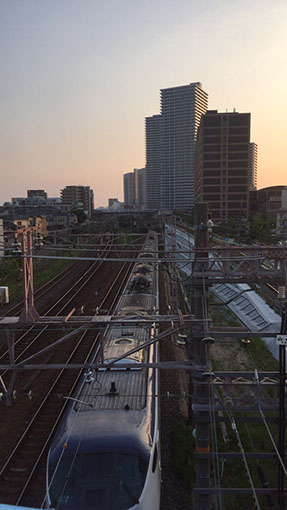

19,229,40,323
191,202,211,510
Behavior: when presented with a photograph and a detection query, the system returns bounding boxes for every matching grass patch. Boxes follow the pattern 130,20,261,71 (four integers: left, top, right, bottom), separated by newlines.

33,258,72,289
171,416,194,490
195,291,280,508
241,336,278,371
4,258,72,303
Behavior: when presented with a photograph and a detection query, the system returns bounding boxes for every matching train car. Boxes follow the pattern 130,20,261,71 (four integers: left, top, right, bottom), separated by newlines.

45,233,160,510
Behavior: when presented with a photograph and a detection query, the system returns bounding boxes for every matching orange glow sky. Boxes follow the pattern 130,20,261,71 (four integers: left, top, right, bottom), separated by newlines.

1,0,286,207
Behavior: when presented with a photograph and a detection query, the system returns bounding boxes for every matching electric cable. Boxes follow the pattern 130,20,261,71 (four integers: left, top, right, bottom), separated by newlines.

214,385,261,510
254,370,287,479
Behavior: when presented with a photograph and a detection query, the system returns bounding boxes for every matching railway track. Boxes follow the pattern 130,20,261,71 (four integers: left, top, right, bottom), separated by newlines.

0,259,134,506
1,236,111,318
0,241,113,366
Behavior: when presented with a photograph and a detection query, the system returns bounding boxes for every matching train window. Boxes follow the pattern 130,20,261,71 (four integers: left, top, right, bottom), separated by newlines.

116,454,148,508
49,455,81,509
152,445,158,473
50,452,148,510
82,453,113,479
83,453,147,510
80,488,108,510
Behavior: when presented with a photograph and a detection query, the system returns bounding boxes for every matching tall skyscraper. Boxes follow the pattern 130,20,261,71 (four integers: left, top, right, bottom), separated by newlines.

249,142,258,190
145,82,208,211
146,115,163,209
194,110,250,221
160,82,208,210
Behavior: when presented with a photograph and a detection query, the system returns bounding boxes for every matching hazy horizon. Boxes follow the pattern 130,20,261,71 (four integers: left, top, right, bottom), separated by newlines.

1,0,286,207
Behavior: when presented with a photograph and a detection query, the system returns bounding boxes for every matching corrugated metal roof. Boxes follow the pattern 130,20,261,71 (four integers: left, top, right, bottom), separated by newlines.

75,369,147,411
116,294,154,312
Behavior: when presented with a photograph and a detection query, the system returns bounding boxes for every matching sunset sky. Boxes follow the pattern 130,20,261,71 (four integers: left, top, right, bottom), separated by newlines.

1,0,286,207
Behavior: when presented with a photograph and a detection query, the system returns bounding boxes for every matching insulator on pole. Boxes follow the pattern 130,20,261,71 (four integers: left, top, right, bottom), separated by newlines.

278,286,286,300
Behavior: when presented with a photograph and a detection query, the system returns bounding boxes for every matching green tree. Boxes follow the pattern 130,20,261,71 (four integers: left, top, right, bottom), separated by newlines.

72,208,87,224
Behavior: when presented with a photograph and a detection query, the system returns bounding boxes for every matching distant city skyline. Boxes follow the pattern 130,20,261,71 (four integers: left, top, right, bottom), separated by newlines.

1,0,286,207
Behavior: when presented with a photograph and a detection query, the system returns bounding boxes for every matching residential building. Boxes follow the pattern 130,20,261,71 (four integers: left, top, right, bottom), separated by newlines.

134,168,147,208
145,82,208,211
11,216,48,236
45,212,78,231
257,186,287,217
160,82,208,210
277,207,287,239
61,186,94,218
108,198,121,210
249,143,258,190
194,110,251,221
27,189,47,199
123,172,136,207
146,115,163,209
123,168,147,209
11,197,27,206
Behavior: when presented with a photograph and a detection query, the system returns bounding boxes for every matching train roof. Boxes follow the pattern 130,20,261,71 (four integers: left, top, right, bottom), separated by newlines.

75,364,147,411
49,406,152,464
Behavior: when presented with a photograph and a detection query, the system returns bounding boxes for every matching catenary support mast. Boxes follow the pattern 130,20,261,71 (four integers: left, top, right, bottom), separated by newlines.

192,202,211,510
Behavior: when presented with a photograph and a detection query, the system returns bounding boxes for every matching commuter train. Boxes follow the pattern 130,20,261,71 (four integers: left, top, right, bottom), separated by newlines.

46,232,160,510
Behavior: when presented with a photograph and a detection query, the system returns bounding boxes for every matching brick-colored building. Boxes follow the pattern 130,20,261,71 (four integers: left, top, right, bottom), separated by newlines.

195,110,250,221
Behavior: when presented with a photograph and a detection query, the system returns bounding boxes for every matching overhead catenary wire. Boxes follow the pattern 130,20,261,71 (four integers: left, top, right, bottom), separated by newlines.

241,338,287,481
214,385,262,510
254,369,287,479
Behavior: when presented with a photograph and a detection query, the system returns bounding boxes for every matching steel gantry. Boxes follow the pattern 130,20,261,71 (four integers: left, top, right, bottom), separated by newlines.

0,217,287,508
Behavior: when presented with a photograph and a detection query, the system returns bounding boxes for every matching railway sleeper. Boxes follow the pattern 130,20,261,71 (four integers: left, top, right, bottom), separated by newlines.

18,448,42,457
10,466,28,472
0,484,21,495
3,472,28,483
23,438,44,447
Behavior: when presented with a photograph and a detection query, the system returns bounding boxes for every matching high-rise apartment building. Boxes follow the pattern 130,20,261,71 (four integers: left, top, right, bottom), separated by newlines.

249,142,258,190
61,185,94,218
194,110,250,221
123,172,136,207
146,115,163,209
134,168,147,207
145,82,208,210
123,168,147,209
160,82,208,210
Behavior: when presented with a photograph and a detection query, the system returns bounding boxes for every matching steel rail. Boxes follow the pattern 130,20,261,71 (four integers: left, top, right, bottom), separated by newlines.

0,258,133,505
0,242,113,369
1,245,103,318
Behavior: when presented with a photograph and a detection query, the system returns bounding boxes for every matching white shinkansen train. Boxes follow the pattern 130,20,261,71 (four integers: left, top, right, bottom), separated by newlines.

46,232,160,510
